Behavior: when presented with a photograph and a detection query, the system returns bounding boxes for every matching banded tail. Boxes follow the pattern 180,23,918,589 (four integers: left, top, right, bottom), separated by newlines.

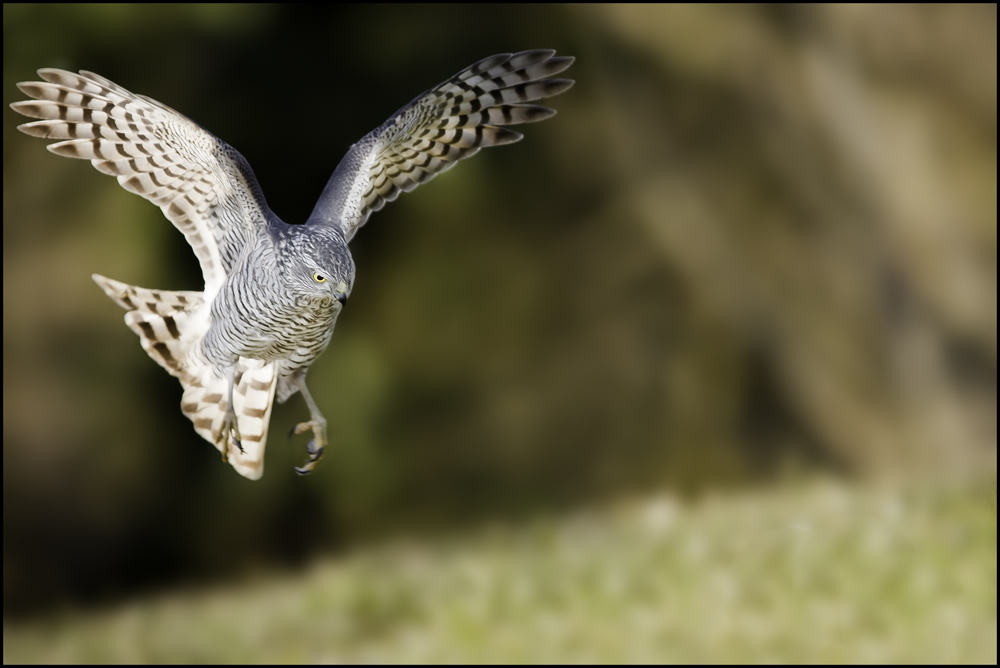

93,274,277,480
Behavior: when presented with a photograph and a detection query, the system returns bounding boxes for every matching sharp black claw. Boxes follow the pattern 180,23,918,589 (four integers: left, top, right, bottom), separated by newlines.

293,443,324,476
288,425,297,441
234,439,244,454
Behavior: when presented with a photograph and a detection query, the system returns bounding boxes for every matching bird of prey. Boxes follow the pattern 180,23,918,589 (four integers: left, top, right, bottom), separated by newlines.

11,50,574,479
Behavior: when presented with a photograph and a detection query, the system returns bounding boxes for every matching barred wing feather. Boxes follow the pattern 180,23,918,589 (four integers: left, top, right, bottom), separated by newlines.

11,68,272,296
310,49,574,241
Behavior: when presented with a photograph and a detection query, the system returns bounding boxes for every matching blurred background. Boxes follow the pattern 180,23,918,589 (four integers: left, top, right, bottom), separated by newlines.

3,4,996,661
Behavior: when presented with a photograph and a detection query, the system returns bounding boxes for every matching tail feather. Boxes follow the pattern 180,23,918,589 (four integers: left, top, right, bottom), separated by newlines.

94,274,276,480
93,273,203,315
181,358,277,481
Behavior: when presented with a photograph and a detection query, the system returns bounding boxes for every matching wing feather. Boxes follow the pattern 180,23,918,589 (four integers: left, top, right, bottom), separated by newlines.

309,50,574,241
11,69,274,296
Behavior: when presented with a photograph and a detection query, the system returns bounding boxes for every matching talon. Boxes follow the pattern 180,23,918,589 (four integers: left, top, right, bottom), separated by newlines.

287,409,328,475
217,428,231,463
219,411,243,458
294,444,324,476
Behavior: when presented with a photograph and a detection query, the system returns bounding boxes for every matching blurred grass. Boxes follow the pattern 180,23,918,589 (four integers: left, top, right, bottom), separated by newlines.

4,480,995,663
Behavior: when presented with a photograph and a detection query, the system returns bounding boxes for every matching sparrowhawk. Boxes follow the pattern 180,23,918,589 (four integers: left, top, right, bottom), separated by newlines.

10,50,574,479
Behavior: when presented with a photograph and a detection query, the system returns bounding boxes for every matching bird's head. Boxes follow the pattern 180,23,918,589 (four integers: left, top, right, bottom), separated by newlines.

282,224,355,307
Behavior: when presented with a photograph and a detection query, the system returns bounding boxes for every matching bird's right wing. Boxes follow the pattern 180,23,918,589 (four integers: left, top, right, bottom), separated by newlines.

10,69,274,297
309,49,574,241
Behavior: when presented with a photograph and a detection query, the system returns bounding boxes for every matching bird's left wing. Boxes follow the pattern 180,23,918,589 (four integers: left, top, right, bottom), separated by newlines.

11,69,273,296
309,49,574,241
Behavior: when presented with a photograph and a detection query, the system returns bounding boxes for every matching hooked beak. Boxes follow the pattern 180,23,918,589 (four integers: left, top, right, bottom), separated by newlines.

335,280,349,306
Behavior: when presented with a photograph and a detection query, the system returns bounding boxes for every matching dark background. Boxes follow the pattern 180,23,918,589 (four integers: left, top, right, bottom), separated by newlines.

4,4,995,618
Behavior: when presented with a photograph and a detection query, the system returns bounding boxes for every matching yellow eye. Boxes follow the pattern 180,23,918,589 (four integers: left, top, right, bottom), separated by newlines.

313,272,327,283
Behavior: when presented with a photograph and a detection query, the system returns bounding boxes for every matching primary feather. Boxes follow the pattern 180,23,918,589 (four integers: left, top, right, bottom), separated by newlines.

310,49,574,240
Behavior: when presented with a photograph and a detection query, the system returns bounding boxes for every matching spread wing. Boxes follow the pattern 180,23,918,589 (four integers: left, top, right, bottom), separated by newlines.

10,69,274,297
309,49,574,241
